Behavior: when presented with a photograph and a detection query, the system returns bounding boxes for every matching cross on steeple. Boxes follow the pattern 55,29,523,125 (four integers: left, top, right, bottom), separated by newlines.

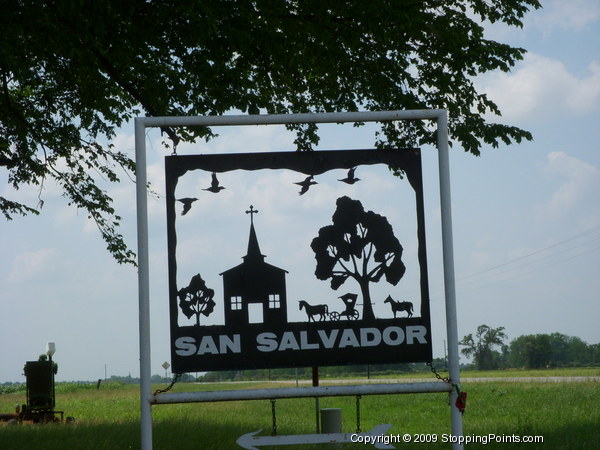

245,205,259,224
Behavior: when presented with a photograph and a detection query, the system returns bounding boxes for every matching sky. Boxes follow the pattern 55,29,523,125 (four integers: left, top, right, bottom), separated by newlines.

1,0,599,382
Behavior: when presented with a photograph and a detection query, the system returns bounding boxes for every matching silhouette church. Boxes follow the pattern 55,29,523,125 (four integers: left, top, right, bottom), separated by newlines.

220,207,288,327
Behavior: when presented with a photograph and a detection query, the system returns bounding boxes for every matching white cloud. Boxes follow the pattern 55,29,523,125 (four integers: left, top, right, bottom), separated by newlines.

8,248,59,283
481,53,600,121
535,151,600,222
175,123,294,155
112,131,136,156
532,0,600,34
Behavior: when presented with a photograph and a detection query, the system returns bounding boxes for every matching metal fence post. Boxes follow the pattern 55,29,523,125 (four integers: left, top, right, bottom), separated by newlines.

436,111,464,449
135,118,153,450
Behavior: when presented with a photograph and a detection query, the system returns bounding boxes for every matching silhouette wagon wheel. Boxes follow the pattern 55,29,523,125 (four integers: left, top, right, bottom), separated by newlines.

344,308,359,320
329,309,359,321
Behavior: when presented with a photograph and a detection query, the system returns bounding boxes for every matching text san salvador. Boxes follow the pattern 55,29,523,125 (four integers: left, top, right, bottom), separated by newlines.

175,325,428,356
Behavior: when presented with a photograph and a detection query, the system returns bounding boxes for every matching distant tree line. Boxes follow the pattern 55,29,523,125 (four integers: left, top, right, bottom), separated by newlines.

6,328,594,387
106,373,196,384
199,329,599,381
509,333,597,369
197,362,445,383
460,325,600,370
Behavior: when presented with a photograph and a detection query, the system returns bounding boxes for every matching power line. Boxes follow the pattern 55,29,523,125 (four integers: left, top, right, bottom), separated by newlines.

452,244,600,297
456,225,600,282
455,234,600,289
423,225,600,300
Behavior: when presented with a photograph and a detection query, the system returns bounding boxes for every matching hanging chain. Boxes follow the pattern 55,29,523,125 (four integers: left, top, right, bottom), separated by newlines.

153,373,182,395
426,361,450,383
426,362,467,413
270,399,277,436
161,126,180,156
355,395,362,433
171,139,178,156
426,361,452,405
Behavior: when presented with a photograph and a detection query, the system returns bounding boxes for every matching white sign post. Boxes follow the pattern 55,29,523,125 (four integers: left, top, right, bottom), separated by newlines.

161,362,170,381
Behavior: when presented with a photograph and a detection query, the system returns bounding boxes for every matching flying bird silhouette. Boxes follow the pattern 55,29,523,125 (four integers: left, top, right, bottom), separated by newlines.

177,197,198,215
338,167,360,184
203,172,226,193
294,175,317,195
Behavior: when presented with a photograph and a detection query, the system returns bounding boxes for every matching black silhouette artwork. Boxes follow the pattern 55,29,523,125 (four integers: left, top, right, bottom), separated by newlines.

176,197,198,215
294,175,317,195
384,295,414,318
311,196,406,321
220,205,288,327
164,148,432,373
178,274,216,326
335,293,360,320
298,294,361,322
203,172,226,193
298,300,329,322
338,167,360,184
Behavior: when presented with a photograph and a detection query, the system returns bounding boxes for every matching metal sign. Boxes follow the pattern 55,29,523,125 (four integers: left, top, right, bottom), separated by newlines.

136,110,463,450
165,148,432,373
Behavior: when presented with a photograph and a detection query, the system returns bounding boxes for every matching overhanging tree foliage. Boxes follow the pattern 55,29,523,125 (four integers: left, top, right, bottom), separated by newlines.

1,0,540,263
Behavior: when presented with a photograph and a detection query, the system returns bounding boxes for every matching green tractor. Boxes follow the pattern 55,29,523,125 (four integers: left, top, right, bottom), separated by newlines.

19,352,63,423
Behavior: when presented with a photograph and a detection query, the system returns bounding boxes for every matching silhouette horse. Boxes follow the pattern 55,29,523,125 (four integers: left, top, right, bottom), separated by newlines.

299,300,329,322
384,295,413,318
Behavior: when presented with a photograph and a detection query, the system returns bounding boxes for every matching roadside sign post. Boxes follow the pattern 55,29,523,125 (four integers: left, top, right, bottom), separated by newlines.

161,362,170,382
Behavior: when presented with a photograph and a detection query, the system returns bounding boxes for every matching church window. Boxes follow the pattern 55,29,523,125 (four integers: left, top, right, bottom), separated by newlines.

231,296,242,311
268,294,280,309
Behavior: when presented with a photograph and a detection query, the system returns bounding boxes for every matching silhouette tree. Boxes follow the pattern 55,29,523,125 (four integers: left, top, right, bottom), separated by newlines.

178,274,216,326
311,196,405,321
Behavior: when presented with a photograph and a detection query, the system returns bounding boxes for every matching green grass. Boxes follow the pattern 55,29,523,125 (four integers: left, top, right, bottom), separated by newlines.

1,373,599,449
364,366,600,380
453,366,600,378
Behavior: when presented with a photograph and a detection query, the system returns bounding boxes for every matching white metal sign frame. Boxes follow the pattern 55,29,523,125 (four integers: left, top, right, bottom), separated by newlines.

134,110,463,449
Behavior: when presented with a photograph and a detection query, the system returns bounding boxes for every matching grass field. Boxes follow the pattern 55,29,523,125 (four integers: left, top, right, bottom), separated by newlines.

1,369,599,449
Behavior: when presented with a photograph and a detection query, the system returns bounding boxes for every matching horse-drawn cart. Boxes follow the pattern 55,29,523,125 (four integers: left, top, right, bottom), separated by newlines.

299,296,360,322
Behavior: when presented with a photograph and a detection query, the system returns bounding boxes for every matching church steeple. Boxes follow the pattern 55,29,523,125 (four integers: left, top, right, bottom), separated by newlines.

244,205,265,262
